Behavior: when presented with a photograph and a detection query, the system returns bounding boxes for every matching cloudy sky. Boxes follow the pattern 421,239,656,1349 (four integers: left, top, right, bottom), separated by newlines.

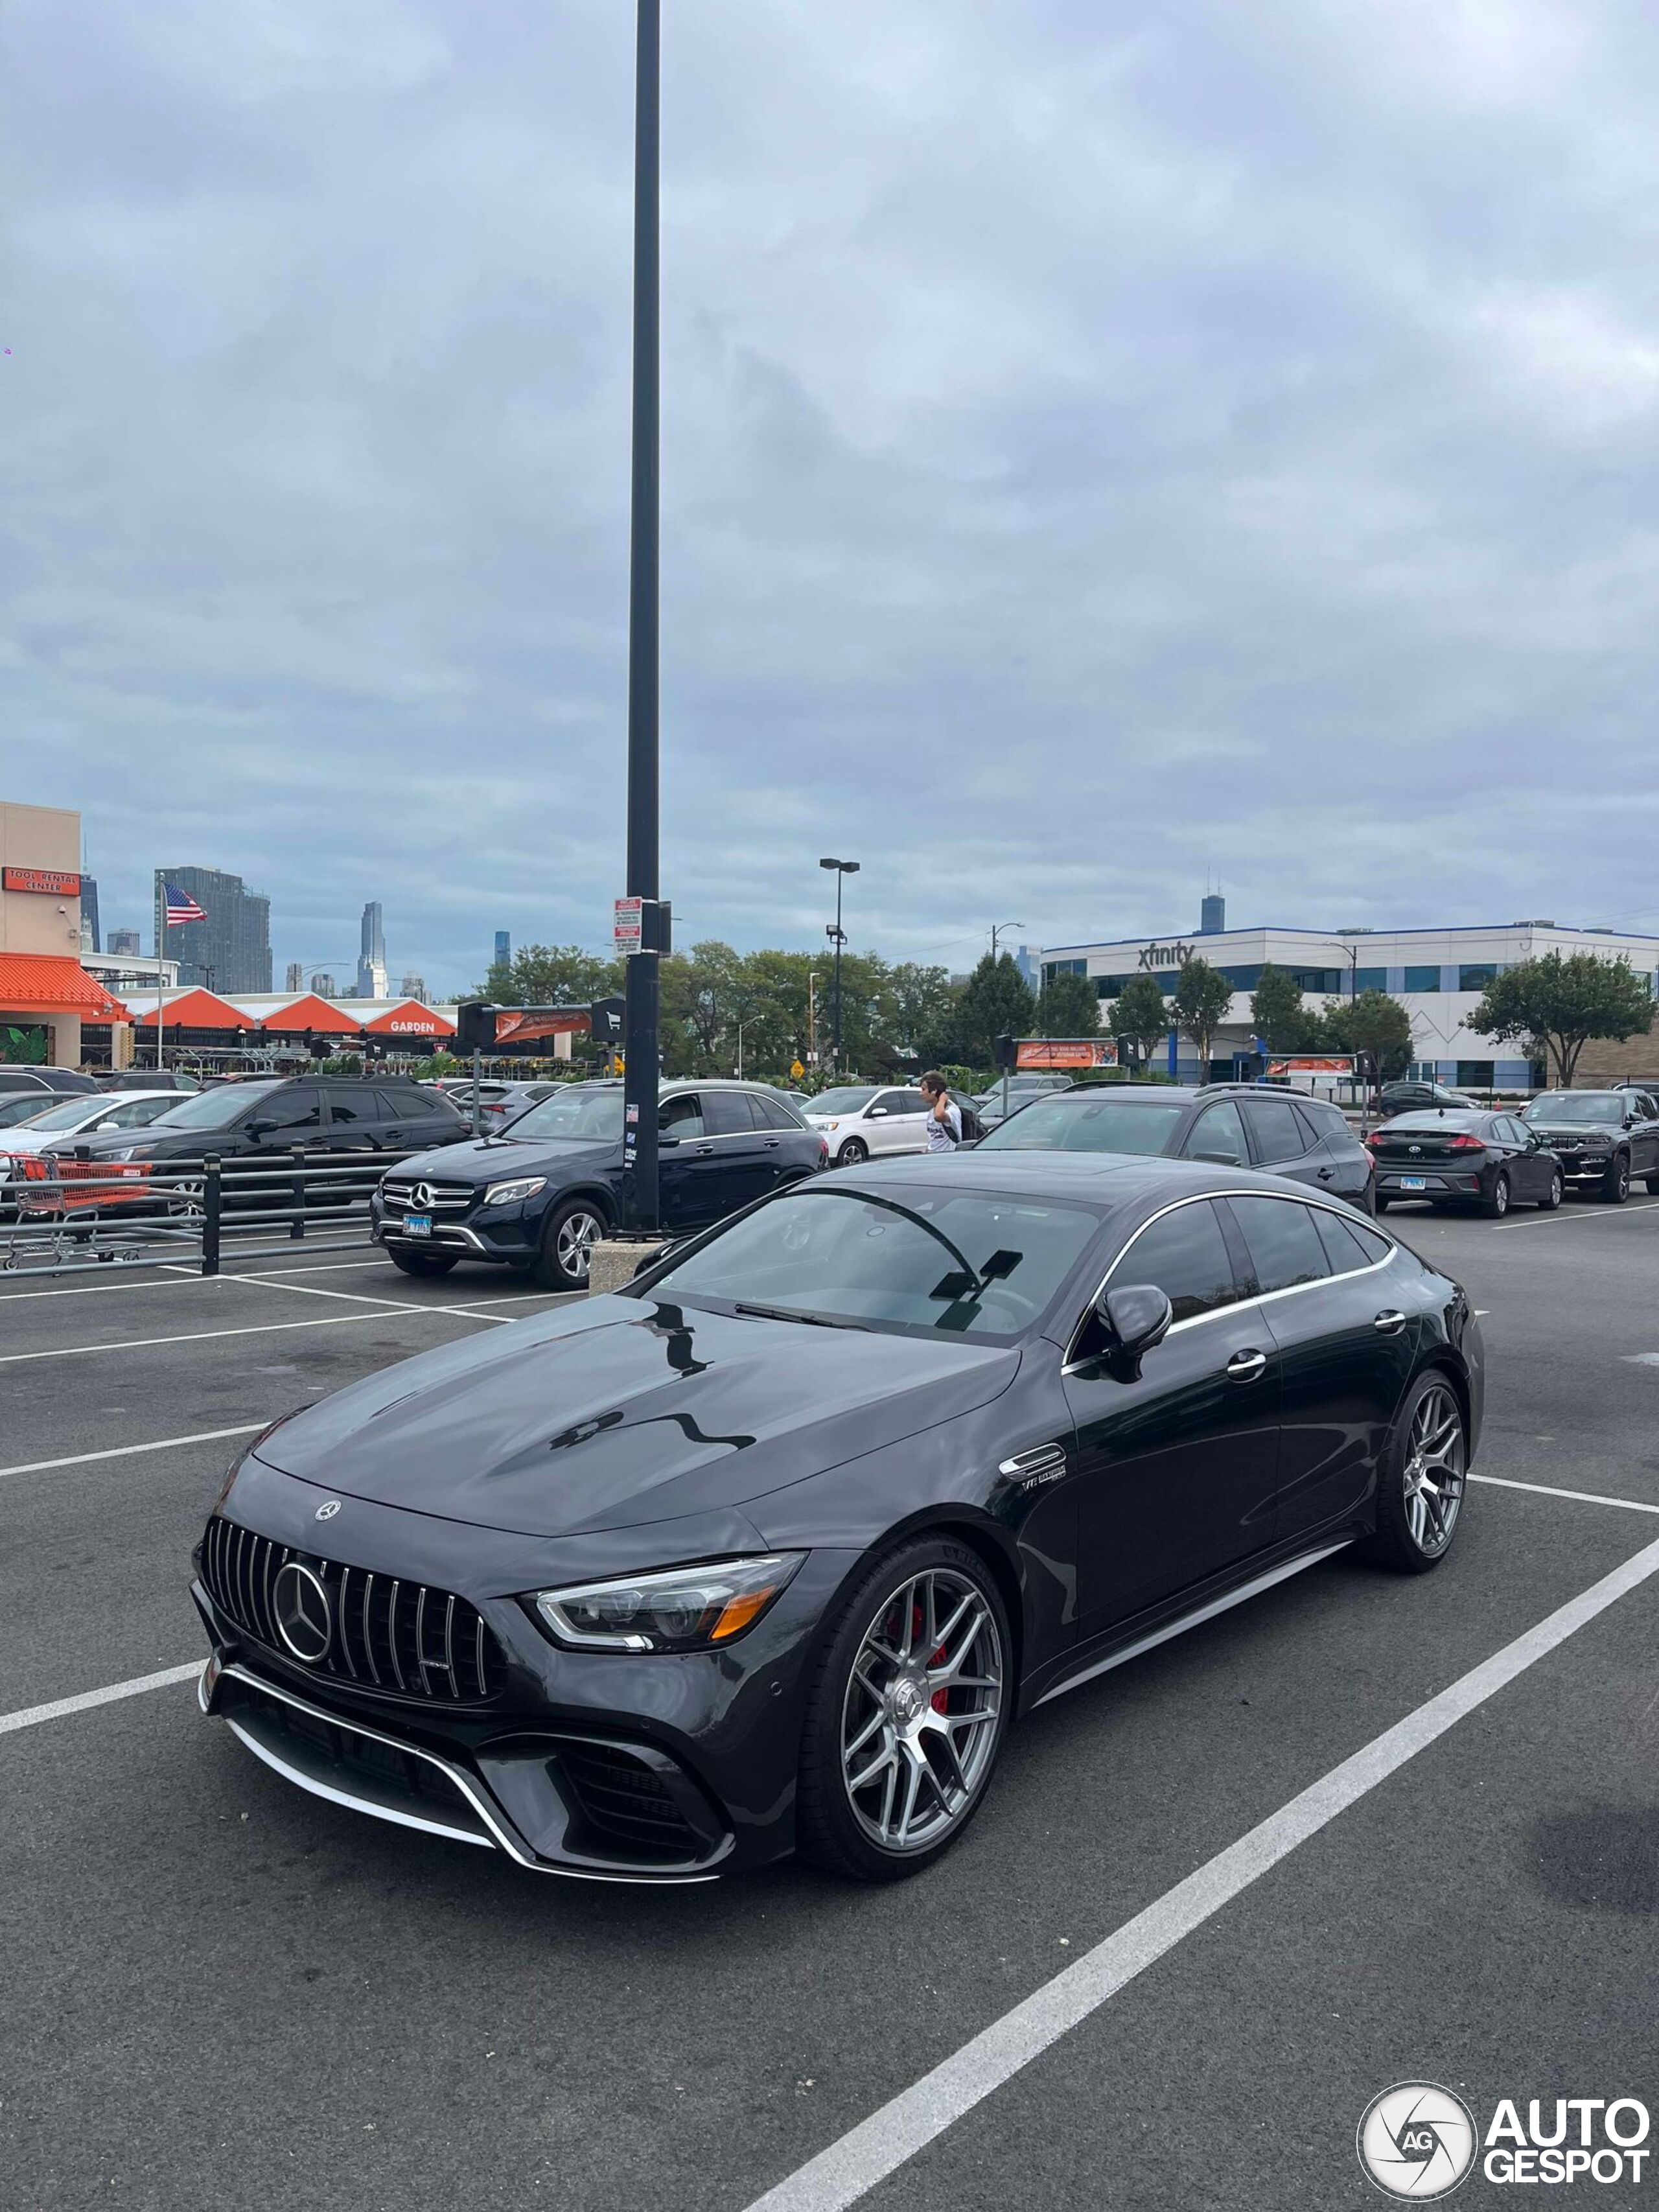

5,0,1658,995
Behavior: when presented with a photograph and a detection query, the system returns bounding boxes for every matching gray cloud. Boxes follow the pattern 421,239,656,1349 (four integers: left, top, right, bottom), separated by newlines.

5,0,1658,992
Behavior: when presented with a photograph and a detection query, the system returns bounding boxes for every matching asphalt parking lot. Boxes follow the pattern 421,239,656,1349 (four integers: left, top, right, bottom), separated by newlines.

4,1202,1658,2212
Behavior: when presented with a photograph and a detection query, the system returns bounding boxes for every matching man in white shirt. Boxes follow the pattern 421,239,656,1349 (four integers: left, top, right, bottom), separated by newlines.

920,1071,962,1152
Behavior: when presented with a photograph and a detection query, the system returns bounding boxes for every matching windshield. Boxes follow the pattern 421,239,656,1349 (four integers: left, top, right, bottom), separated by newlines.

1385,1112,1483,1132
977,1095,1187,1154
8,1096,106,1132
805,1088,878,1116
1525,1093,1623,1126
145,1080,283,1130
647,1184,1101,1340
499,1088,625,1143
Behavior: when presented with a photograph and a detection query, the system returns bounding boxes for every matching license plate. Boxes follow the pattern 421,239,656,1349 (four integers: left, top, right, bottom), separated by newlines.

1398,1176,1427,1191
404,1213,432,1237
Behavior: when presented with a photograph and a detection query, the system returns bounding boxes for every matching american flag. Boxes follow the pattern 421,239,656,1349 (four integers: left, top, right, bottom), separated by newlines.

163,883,207,927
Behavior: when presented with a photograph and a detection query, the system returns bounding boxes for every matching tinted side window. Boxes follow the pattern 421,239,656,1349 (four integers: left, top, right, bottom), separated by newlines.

1181,1099,1247,1163
756,1094,805,1131
258,1086,323,1133
703,1091,761,1136
660,1093,706,1140
1301,1099,1350,1141
1114,1200,1243,1325
1311,1206,1377,1276
1228,1196,1330,1293
325,1090,380,1124
1244,1098,1310,1165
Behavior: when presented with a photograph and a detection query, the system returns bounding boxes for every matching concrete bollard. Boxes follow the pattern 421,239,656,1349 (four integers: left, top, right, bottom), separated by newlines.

587,1236,671,1296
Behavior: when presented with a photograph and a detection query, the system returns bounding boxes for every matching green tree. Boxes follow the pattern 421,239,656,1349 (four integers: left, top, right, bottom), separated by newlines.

1170,956,1235,1077
1321,989,1415,1082
1249,964,1317,1052
660,940,743,1069
1111,973,1170,1072
951,953,1036,1069
475,943,623,1008
1035,970,1103,1041
883,962,961,1064
1468,953,1654,1086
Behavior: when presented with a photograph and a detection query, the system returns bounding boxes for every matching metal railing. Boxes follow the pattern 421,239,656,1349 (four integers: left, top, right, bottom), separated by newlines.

0,1144,424,1279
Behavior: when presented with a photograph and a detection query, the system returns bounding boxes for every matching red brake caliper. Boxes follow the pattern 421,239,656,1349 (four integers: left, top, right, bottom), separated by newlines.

915,1601,951,1714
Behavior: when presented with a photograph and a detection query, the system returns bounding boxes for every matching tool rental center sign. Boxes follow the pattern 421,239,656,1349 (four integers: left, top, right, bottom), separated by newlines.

3,867,82,897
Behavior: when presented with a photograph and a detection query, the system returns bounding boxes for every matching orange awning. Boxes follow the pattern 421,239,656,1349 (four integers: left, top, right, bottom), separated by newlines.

133,988,252,1031
0,953,130,1021
251,993,364,1036
360,999,456,1038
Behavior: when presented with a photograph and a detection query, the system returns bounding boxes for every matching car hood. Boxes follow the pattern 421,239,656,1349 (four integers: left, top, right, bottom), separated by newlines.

393,1134,615,1182
1525,1121,1616,1139
251,1293,1020,1538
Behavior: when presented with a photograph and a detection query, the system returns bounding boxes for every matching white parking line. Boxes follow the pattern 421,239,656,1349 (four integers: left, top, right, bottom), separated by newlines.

740,1531,1659,2212
0,1307,508,1364
1493,1198,1659,1231
1470,1473,1659,1515
0,1255,389,1303
227,1273,450,1316
0,1423,268,1481
0,1663,201,1739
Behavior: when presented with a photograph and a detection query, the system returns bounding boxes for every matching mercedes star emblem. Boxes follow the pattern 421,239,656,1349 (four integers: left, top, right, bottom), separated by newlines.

411,1181,434,1210
314,1500,342,1521
272,1561,333,1664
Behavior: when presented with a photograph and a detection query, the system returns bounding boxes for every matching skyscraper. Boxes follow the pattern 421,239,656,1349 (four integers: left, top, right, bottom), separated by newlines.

154,867,272,992
399,973,428,1004
284,962,305,993
107,927,141,957
356,902,388,1000
79,876,100,953
310,972,337,998
493,929,511,974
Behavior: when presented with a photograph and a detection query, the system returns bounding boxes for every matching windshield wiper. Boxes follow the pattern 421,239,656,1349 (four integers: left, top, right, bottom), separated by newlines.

732,1301,870,1331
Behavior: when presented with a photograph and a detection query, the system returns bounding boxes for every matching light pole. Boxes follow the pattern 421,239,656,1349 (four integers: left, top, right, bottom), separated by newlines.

620,0,663,1231
990,921,1025,962
819,858,859,1075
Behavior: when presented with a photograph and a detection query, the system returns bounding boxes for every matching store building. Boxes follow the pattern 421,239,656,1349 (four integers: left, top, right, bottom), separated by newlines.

1040,911,1659,1089
0,802,132,1067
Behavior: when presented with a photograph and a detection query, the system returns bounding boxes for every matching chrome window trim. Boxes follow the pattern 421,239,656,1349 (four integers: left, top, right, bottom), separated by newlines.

1063,1187,1397,1371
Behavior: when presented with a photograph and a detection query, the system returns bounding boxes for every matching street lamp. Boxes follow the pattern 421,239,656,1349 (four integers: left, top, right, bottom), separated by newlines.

819,858,859,1075
990,922,1025,962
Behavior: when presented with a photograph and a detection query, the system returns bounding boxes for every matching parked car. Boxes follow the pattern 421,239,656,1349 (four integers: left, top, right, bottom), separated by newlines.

973,1073,1073,1131
373,1078,828,1288
803,1084,935,1166
98,1067,203,1092
40,1075,469,1211
194,1148,1481,1885
1520,1089,1659,1202
1377,1080,1477,1117
0,1066,99,1100
1366,1110,1563,1217
0,1090,183,1214
976,1082,1375,1211
440,1080,564,1131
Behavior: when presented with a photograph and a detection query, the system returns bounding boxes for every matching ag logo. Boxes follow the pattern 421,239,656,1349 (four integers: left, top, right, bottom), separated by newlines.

1358,2083,1477,2200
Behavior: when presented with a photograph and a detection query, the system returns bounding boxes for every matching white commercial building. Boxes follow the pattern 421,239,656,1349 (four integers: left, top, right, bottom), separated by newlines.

1039,909,1659,1089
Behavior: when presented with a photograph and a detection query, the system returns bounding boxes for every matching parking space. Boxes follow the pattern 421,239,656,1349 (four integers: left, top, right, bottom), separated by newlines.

3,1215,1658,2209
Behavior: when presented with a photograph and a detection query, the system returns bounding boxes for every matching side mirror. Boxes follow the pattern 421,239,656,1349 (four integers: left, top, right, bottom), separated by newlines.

245,1117,276,1139
867,1106,888,1118
1088,1283,1174,1379
1190,1148,1242,1167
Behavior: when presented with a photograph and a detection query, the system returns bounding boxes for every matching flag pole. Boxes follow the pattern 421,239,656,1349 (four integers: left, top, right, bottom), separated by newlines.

156,878,166,1071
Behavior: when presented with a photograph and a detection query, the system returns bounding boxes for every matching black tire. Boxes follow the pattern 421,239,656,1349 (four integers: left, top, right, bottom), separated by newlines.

1363,1370,1468,1574
836,1137,868,1167
387,1246,459,1277
1646,1176,1659,1196
796,1535,1010,1882
1540,1168,1563,1211
1481,1172,1511,1220
1602,1152,1631,1204
533,1194,610,1290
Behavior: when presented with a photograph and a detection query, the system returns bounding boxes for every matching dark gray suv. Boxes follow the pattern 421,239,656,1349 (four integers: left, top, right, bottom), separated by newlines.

977,1082,1375,1211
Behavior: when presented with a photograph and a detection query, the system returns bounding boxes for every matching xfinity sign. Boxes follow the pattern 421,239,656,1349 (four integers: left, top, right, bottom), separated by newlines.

1137,940,1196,971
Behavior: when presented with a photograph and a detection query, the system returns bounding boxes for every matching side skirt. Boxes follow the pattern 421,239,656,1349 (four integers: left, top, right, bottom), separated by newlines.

1029,1539,1354,1712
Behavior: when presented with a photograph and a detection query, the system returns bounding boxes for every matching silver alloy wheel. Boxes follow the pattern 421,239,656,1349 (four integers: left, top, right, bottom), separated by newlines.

840,1566,1003,1854
1402,1382,1465,1557
838,1138,867,1166
1549,1170,1562,1207
556,1207,604,1281
1492,1175,1509,1215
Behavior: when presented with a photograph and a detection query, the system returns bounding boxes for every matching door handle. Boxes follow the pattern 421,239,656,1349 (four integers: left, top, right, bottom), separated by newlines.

763,1139,781,1149
1225,1349,1268,1382
693,1143,715,1156
1317,1165,1336,1180
1373,1310,1406,1334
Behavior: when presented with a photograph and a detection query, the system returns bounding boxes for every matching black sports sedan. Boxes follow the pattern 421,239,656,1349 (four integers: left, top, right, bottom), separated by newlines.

1366,1110,1563,1217
1521,1089,1659,1202
372,1079,828,1288
194,1151,1482,1885
978,1082,1375,1210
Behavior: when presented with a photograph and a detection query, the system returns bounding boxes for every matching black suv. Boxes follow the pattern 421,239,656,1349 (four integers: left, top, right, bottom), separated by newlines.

47,1075,467,1196
977,1082,1375,1209
372,1078,828,1288
1521,1088,1659,1202
0,1066,99,1100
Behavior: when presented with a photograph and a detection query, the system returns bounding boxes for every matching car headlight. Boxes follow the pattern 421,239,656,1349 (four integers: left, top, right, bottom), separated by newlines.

820,1119,839,1131
98,1145,140,1161
482,1176,546,1207
531,1554,805,1653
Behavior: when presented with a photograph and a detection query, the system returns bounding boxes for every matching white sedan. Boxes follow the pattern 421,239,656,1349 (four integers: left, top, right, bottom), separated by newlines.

0,1089,183,1182
802,1084,934,1167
